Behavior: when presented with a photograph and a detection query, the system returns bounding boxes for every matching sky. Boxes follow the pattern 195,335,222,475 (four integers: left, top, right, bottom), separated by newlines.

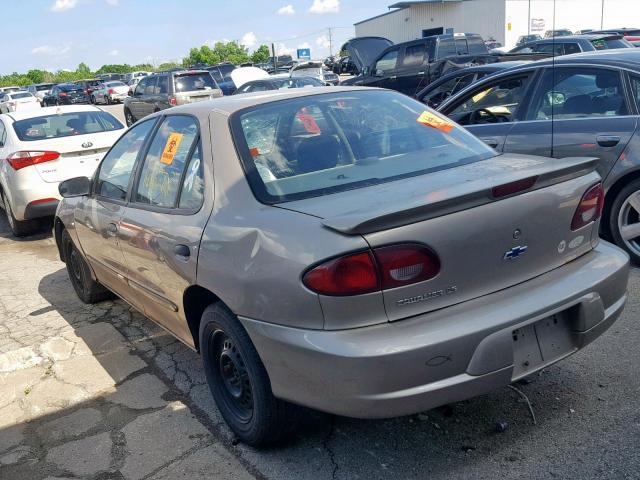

0,0,393,74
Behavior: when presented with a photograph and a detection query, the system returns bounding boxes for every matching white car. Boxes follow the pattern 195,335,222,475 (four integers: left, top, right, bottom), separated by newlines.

0,86,22,94
0,105,125,236
91,81,130,104
0,91,40,113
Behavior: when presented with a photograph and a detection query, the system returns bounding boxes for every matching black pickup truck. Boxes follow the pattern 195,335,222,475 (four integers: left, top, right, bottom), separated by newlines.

341,33,550,96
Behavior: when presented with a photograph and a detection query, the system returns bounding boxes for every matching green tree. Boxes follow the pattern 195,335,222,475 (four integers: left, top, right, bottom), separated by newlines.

251,45,270,64
76,62,91,76
157,62,182,71
26,69,46,84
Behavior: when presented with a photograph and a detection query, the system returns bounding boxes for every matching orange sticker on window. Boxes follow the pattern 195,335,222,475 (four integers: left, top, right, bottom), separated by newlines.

296,112,321,134
160,133,184,165
249,147,260,157
416,111,454,133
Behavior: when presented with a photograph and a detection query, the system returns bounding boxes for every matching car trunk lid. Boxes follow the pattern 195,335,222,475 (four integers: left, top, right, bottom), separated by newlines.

280,154,601,321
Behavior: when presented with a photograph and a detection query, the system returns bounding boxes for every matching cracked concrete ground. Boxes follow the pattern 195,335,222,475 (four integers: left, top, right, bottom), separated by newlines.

0,215,639,480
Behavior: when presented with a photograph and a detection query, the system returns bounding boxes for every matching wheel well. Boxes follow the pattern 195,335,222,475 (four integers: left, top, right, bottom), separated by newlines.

183,285,221,352
602,170,640,238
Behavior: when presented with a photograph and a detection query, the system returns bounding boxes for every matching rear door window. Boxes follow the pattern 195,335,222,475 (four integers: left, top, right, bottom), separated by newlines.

401,44,426,67
455,38,469,55
563,43,582,54
528,67,628,120
134,115,201,208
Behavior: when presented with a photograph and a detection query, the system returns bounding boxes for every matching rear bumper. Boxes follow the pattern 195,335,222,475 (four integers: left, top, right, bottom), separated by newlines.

23,199,59,220
8,181,61,221
240,241,630,418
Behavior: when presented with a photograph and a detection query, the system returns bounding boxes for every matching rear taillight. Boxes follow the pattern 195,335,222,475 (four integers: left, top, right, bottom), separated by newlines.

169,95,177,106
108,88,115,94
59,92,67,97
7,151,60,170
571,183,604,231
303,252,379,296
303,244,440,296
84,88,89,93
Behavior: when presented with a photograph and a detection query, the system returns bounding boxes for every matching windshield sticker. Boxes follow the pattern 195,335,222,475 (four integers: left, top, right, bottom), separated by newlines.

416,111,454,133
160,133,184,165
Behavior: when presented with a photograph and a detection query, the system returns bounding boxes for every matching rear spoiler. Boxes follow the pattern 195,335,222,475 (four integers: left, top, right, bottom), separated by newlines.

322,157,599,235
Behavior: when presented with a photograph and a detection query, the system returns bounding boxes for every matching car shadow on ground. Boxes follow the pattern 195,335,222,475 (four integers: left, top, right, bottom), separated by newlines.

6,266,627,479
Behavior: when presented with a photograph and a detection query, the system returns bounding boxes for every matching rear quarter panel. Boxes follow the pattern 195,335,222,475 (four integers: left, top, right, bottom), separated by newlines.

197,111,371,330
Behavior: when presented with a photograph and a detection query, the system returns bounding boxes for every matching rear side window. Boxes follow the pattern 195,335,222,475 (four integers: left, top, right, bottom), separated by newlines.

95,120,156,201
528,68,628,120
455,38,469,55
402,44,426,67
438,39,457,58
232,90,495,203
563,43,582,54
173,73,216,92
592,38,632,50
134,115,201,208
13,111,124,141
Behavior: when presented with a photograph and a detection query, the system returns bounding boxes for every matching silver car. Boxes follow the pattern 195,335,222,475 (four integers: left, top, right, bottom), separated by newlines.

54,87,629,446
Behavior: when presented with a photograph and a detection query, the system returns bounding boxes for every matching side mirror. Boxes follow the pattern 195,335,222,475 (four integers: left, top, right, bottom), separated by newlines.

362,66,370,76
59,176,91,198
128,89,133,96
374,69,384,77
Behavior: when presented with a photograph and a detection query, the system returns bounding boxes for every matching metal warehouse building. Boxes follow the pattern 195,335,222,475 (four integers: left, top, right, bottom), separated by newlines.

355,0,640,49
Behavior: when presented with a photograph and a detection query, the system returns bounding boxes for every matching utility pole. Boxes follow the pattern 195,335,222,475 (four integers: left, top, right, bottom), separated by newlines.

601,0,605,30
328,27,333,58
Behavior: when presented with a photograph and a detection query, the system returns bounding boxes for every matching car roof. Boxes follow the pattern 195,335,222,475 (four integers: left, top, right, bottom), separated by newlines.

4,105,105,121
159,86,375,117
519,49,640,69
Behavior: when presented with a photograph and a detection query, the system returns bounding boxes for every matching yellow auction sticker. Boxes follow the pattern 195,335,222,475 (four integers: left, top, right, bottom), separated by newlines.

160,133,184,165
416,111,454,133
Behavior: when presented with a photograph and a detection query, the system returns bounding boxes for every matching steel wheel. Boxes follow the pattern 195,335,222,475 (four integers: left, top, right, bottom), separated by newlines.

210,329,254,423
617,189,640,257
68,246,86,295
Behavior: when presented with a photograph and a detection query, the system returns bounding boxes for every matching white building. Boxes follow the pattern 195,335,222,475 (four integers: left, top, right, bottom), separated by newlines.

355,0,640,49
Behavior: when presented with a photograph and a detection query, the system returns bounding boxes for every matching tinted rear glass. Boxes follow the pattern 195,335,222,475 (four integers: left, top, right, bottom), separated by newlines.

11,93,33,99
36,84,54,91
173,73,216,91
59,84,84,92
591,38,632,49
13,111,124,141
232,90,495,203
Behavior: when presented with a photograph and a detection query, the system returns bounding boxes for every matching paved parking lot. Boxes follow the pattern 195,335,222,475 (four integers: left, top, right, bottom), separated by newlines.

0,199,639,478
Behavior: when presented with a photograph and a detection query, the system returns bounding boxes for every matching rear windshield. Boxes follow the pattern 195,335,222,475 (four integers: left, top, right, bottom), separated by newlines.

232,90,495,203
591,38,632,50
36,84,54,91
59,84,84,92
106,81,126,87
173,73,216,92
13,111,124,141
10,93,33,99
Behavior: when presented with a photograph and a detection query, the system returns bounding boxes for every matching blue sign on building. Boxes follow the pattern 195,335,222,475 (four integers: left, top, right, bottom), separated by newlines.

297,48,311,60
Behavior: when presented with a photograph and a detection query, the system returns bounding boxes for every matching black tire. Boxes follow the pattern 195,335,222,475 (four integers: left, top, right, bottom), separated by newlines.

124,108,135,127
105,96,111,105
61,229,113,303
609,178,640,264
200,303,298,446
1,191,36,237
90,95,95,104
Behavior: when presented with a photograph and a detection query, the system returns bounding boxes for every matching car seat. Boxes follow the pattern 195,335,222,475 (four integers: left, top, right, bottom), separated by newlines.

296,135,341,174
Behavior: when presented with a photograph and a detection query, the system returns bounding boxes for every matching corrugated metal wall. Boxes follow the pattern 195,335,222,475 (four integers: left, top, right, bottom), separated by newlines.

355,0,507,44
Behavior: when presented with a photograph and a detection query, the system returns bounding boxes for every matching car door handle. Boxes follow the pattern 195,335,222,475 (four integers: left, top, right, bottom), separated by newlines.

174,244,190,258
389,75,397,80
106,223,118,234
418,71,425,75
596,135,621,147
481,138,500,148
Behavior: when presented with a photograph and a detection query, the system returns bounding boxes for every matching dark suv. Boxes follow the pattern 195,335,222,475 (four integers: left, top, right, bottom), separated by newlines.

42,83,89,106
123,70,222,126
75,79,103,103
